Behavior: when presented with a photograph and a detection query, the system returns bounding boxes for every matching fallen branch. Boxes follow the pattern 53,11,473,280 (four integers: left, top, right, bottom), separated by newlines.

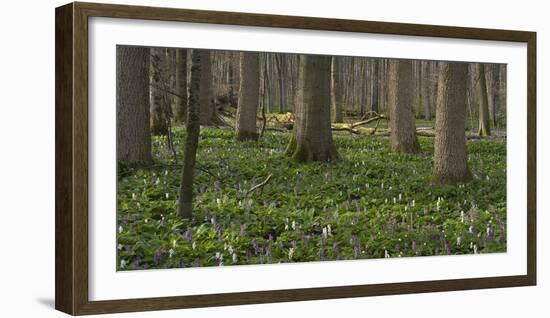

331,126,360,135
350,115,388,129
246,174,273,195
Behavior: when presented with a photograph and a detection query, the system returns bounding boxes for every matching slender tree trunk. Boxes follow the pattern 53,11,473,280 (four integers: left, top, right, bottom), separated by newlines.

236,51,260,141
371,59,379,113
477,64,491,136
286,55,339,163
432,62,471,184
331,56,344,123
116,46,152,166
178,50,202,218
388,60,420,153
421,61,432,120
151,48,169,135
175,48,188,124
199,50,216,125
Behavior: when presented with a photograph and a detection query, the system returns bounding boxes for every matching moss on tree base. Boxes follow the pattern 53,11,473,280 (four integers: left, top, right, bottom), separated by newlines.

432,169,473,185
236,131,259,142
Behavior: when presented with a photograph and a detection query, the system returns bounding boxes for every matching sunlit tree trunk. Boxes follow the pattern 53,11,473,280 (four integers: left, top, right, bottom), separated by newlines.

388,60,420,153
432,62,471,184
178,50,202,218
236,51,260,141
286,55,339,163
116,46,152,166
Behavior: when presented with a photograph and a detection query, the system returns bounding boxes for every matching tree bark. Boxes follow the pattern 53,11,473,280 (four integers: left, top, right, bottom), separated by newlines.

236,51,260,141
175,48,188,124
477,64,491,136
286,55,339,163
432,62,472,184
388,59,420,153
116,46,152,166
150,48,169,136
331,56,344,123
371,59,379,113
421,61,432,120
198,50,216,126
178,50,202,219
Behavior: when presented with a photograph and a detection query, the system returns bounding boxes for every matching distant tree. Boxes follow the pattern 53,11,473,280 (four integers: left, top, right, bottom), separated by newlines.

235,51,260,141
175,48,188,124
371,59,380,113
198,50,216,125
286,55,339,163
116,46,152,166
150,48,170,136
477,64,491,136
432,62,471,184
331,56,344,123
178,49,202,219
420,61,432,120
388,59,420,153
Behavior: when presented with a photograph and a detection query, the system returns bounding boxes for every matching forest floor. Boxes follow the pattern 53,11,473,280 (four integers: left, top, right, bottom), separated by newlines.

117,121,507,270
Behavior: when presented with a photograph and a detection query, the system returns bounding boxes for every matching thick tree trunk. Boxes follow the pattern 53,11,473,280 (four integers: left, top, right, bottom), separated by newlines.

178,50,202,219
477,64,491,136
116,46,152,166
432,62,471,184
175,49,188,124
199,50,216,126
286,55,339,163
150,48,169,136
236,51,260,141
331,56,344,123
388,60,420,153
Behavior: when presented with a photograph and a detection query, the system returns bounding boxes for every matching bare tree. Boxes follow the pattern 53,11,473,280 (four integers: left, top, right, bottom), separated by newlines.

432,62,471,184
236,51,260,141
286,55,339,163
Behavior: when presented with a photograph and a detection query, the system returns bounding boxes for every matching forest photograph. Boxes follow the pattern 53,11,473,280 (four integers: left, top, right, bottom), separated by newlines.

116,45,507,271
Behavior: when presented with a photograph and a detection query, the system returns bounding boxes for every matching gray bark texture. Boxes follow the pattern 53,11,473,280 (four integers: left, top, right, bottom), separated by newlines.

432,62,472,184
477,64,491,136
178,50,202,219
198,50,216,126
331,56,344,123
116,46,152,166
236,51,260,141
388,59,420,153
286,55,339,163
150,48,170,136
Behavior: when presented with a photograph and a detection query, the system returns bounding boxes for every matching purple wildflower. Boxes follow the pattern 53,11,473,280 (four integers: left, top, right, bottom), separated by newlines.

412,241,417,250
185,229,193,242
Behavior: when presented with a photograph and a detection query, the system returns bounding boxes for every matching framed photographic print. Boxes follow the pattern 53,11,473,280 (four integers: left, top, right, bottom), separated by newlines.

55,2,536,315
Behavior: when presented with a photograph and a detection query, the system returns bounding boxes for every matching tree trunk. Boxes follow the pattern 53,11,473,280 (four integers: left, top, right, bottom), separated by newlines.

388,60,420,153
477,64,491,136
432,62,471,184
331,56,344,123
236,51,260,141
421,61,432,120
150,48,169,136
116,46,152,166
178,50,202,219
286,55,339,163
371,59,379,113
199,50,216,125
175,48,188,124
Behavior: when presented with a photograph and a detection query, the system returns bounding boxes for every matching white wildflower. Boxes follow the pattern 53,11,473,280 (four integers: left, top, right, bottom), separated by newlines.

393,197,397,204
457,236,462,246
288,248,295,260
172,240,177,248
132,193,136,200
155,177,160,185
327,224,332,236
169,248,175,258
118,225,123,233
291,220,296,230
165,193,169,199
120,259,127,268
117,244,123,250
322,227,328,238
412,200,415,207
473,244,478,254
232,252,238,263
384,250,390,258
192,241,196,250
469,225,473,233
460,210,465,223
398,193,402,201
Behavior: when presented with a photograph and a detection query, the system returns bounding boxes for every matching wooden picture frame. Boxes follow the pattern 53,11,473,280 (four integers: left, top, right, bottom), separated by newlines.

55,2,536,315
